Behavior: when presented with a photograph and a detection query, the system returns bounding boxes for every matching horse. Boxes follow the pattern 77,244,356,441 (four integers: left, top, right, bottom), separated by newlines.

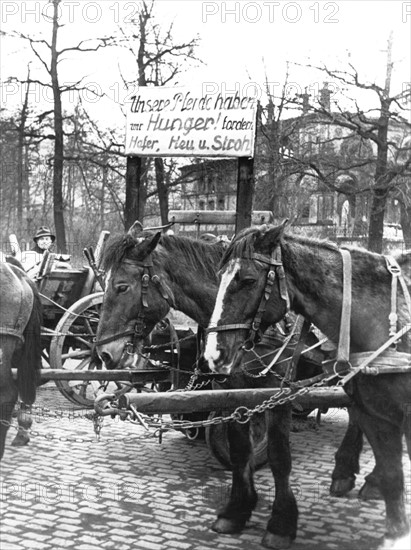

95,223,385,485
0,261,43,459
203,222,411,550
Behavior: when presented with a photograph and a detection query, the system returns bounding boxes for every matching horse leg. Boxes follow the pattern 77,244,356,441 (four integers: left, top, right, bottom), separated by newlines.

0,356,18,460
212,419,258,534
11,402,32,447
404,405,411,459
330,406,363,496
357,410,409,549
262,405,297,550
330,406,384,500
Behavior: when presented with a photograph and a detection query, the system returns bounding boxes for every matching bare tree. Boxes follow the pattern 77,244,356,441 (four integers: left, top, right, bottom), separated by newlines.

8,0,112,251
296,35,411,252
117,0,200,228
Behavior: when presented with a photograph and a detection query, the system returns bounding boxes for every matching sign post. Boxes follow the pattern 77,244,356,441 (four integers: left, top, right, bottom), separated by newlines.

125,156,142,231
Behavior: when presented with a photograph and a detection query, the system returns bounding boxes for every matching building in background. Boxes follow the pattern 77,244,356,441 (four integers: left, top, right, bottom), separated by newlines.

177,85,409,249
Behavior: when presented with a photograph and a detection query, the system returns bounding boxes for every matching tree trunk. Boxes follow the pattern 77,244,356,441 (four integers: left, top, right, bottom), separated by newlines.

367,188,387,252
123,5,150,228
155,158,168,226
400,200,411,248
367,37,393,253
16,68,30,227
101,160,107,229
51,0,67,252
367,96,390,253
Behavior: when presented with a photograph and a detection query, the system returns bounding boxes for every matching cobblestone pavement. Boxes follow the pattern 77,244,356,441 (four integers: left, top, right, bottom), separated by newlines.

1,383,410,550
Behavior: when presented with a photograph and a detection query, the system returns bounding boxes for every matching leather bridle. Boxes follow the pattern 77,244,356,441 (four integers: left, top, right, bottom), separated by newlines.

207,245,290,350
94,256,175,354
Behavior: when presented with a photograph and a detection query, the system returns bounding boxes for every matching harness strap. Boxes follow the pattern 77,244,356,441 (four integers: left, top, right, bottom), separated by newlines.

257,315,301,376
385,255,400,338
273,248,290,308
248,247,290,345
94,328,135,347
0,327,25,342
337,249,352,364
385,255,411,340
207,323,252,332
283,317,311,383
339,323,411,385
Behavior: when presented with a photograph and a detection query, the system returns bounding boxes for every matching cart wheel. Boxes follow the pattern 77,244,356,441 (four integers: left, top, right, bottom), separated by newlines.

48,292,115,408
205,411,268,470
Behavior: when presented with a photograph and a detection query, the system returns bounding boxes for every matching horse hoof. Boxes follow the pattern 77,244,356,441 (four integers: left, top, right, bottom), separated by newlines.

358,480,383,500
329,477,355,497
212,517,245,534
11,435,30,447
262,531,293,549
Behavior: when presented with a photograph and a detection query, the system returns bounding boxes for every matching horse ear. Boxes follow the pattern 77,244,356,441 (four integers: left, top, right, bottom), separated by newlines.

136,231,162,258
258,220,288,252
128,221,144,238
146,232,162,255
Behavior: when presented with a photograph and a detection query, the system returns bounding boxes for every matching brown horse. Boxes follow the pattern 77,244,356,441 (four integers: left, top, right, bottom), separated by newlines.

0,261,43,459
96,224,384,482
204,223,411,549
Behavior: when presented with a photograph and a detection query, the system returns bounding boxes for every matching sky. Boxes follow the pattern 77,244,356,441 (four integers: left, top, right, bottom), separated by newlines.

1,0,410,127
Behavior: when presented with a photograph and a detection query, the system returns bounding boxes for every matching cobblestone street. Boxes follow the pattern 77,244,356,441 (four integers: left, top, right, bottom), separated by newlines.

1,383,410,550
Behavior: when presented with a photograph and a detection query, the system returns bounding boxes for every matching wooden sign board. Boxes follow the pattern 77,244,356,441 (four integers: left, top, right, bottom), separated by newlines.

125,86,257,158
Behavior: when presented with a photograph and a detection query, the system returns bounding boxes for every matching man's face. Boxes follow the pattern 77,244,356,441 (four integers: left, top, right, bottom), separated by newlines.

37,236,53,250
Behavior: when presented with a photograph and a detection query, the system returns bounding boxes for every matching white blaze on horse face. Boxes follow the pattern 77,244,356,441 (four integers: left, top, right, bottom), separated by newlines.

104,268,113,287
205,259,240,371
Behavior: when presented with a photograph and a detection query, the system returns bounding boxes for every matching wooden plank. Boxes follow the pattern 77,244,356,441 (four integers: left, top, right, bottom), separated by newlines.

169,210,273,226
125,156,142,230
118,387,350,413
11,369,169,383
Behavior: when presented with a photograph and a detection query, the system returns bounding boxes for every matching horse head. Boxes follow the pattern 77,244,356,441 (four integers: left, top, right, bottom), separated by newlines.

204,222,289,374
95,221,175,369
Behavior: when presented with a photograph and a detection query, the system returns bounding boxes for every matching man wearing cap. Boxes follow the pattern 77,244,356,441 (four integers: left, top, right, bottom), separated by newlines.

21,226,56,276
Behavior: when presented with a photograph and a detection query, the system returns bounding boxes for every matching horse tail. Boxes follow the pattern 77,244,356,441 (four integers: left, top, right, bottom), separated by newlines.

13,283,43,405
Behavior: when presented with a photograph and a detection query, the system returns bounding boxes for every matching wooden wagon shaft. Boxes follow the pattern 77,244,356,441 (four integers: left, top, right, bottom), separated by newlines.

11,369,169,383
118,387,350,414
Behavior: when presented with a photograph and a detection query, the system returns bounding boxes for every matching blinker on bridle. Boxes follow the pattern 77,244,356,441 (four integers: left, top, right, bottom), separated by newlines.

94,255,175,353
207,245,290,350
122,257,175,351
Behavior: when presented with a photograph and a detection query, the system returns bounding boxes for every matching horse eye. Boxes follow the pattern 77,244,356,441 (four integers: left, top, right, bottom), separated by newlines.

241,277,256,286
116,284,129,294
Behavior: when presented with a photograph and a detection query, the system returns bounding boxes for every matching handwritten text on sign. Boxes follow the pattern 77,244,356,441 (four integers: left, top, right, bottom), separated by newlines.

125,87,257,157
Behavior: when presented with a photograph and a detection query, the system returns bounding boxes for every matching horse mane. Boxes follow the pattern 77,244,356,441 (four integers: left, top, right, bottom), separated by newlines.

220,224,400,264
6,256,25,270
220,224,401,297
159,235,224,281
103,231,225,281
220,226,261,266
102,233,142,271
